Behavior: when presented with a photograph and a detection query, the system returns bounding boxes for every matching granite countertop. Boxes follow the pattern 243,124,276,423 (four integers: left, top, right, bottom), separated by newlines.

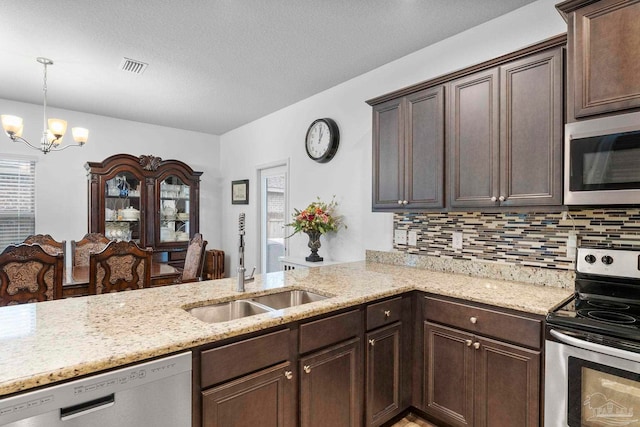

0,260,572,397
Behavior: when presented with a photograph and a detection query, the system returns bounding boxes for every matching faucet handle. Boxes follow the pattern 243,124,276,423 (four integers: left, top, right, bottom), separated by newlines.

245,267,256,282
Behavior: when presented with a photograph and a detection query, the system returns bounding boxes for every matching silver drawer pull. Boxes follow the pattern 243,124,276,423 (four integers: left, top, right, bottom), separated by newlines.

384,310,391,317
465,339,472,347
303,365,311,374
473,342,480,350
470,316,477,324
369,339,375,346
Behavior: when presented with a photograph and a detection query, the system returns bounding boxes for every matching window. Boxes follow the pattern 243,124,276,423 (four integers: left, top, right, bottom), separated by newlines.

0,158,36,252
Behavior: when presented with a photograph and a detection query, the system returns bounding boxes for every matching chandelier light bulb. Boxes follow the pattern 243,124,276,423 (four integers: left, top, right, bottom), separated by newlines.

72,127,89,144
1,115,24,138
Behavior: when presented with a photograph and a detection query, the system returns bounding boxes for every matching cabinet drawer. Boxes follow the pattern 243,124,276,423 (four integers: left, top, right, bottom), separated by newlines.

424,297,541,349
366,297,402,330
299,309,361,354
201,328,290,388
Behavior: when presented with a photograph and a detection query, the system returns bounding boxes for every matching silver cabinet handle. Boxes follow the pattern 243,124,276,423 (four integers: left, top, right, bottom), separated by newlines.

499,195,506,202
369,339,375,346
470,317,477,324
284,370,293,380
384,310,391,317
465,339,472,347
473,342,480,350
490,196,497,202
303,365,311,374
397,200,403,205
402,200,408,205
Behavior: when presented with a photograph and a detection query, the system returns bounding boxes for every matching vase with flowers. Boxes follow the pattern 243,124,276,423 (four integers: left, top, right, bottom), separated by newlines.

286,196,345,262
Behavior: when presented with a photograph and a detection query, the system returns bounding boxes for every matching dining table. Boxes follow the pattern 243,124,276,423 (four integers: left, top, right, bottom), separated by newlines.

62,262,181,298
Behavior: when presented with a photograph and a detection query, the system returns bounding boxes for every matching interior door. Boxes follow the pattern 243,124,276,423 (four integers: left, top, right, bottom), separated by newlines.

259,164,288,274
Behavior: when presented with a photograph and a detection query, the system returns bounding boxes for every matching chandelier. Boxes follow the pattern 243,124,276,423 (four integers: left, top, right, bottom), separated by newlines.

1,57,89,154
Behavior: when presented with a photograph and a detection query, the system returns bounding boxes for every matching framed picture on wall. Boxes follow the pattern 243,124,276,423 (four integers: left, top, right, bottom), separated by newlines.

231,179,249,204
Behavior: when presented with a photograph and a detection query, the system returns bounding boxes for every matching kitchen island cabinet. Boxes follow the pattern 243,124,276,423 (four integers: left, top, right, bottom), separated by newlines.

420,296,542,427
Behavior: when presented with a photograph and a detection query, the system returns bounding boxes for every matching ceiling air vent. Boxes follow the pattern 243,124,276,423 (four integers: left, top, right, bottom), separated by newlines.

119,57,148,75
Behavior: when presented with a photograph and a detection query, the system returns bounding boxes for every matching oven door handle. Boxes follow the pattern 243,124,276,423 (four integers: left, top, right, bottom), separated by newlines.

550,329,640,363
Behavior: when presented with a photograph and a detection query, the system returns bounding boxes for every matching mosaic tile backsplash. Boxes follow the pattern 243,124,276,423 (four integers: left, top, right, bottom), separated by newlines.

394,209,640,271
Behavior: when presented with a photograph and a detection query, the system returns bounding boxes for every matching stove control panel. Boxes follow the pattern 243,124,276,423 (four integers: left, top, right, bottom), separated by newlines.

577,247,640,279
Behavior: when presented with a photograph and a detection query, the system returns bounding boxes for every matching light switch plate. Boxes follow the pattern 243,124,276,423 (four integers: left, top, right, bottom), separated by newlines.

408,230,417,246
452,232,463,250
394,229,407,245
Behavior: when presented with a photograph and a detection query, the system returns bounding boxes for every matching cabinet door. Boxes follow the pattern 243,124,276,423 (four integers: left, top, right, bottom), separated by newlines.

474,336,540,427
423,322,474,427
366,323,402,426
569,0,640,119
372,97,404,210
300,338,362,427
499,47,563,207
202,362,295,427
448,68,500,208
405,86,445,209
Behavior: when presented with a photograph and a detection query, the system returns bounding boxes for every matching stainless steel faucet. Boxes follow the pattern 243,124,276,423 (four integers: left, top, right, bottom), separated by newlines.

237,213,255,292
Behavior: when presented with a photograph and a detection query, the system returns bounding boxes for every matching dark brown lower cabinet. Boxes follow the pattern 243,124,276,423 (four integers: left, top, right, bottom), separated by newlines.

423,322,540,427
300,338,362,427
366,323,401,426
201,361,296,427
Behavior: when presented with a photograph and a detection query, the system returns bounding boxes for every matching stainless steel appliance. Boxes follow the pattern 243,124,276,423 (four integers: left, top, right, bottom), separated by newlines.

545,247,640,427
565,110,640,205
0,351,191,426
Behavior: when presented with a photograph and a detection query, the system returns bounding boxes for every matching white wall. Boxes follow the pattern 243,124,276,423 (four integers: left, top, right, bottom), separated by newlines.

219,0,567,274
0,98,222,249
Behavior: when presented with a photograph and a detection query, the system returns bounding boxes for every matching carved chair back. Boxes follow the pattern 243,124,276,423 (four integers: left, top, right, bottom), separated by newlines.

0,244,64,306
181,233,207,282
88,240,152,294
71,233,110,268
22,234,66,257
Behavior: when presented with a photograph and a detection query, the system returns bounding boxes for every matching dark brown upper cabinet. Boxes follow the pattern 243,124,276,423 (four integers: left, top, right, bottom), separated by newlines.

86,154,202,267
558,0,640,121
371,86,445,211
448,46,563,208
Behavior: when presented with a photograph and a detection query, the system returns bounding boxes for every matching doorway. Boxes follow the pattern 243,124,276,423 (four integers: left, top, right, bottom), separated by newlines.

258,162,288,273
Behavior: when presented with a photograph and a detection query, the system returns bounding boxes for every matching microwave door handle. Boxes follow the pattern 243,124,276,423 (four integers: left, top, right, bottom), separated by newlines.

550,329,640,363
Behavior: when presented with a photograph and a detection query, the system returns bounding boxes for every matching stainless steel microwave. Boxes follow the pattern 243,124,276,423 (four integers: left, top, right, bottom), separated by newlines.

565,111,640,205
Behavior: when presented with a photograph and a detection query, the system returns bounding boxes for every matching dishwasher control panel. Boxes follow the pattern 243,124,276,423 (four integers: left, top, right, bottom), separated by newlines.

0,351,191,425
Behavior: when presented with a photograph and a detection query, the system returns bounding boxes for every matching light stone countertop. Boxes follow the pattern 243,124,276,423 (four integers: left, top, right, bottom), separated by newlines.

0,260,573,397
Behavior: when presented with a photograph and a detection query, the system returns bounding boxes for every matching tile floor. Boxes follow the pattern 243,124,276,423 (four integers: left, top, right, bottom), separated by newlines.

390,413,439,427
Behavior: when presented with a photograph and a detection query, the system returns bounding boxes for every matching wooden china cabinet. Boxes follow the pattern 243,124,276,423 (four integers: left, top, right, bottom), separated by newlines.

86,154,202,268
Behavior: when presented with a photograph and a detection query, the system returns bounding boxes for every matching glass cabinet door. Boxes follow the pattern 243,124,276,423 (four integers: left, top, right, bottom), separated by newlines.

104,172,142,242
159,175,190,243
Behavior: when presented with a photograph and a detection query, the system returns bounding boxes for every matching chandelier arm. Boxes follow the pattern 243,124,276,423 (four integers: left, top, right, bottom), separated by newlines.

48,142,85,152
10,135,47,152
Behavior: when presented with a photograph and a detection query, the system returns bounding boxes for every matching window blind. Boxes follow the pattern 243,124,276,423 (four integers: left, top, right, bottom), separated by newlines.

0,158,36,252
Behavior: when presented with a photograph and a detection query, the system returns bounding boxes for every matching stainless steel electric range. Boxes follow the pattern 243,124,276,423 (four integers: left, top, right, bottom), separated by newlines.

545,247,640,427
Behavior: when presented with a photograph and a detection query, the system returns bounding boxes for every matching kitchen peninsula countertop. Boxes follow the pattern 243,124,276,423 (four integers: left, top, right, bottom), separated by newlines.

0,260,572,397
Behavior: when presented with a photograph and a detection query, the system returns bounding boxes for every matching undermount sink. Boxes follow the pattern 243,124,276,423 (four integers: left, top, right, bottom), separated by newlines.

187,290,331,323
249,290,329,309
188,300,270,323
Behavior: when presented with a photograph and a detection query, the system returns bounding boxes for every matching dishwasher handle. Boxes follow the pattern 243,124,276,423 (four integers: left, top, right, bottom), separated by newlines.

549,329,640,363
60,394,115,421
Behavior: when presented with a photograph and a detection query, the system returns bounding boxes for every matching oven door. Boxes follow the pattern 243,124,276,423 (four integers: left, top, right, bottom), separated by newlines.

545,328,640,427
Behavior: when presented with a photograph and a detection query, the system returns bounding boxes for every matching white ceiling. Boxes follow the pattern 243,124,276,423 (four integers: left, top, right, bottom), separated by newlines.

0,0,537,135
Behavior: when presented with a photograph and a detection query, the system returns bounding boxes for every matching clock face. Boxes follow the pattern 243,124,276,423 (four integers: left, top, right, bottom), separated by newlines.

305,118,339,162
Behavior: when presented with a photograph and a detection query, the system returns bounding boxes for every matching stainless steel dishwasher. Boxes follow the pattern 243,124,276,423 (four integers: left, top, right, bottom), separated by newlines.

0,351,191,426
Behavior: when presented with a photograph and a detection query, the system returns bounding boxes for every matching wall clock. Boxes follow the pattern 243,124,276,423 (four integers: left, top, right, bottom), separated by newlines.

305,118,340,163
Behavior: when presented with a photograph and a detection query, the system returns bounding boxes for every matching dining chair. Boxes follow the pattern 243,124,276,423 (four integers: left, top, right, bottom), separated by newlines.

22,234,66,257
88,240,152,294
180,233,207,283
0,244,64,305
71,232,110,268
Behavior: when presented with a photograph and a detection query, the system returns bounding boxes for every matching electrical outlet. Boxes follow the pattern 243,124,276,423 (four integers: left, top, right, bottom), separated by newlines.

408,230,417,246
394,229,407,245
452,232,463,250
